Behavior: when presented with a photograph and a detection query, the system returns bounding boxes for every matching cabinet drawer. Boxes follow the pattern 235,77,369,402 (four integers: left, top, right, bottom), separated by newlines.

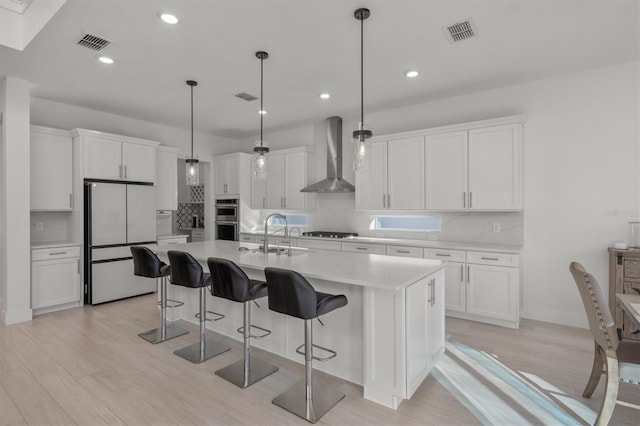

32,246,81,261
386,245,423,258
297,239,341,252
341,242,386,255
623,259,640,279
239,234,257,243
158,237,187,245
466,251,519,267
423,249,466,263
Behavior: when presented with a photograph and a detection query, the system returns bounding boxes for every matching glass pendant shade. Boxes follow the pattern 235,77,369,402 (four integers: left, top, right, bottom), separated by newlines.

253,141,269,179
185,158,200,186
353,122,372,172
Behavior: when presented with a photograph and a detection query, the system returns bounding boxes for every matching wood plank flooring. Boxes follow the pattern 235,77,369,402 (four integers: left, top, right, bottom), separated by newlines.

0,294,638,425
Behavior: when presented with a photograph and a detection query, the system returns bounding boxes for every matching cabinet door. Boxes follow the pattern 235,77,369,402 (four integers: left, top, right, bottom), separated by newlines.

214,160,228,195
226,157,240,194
405,277,429,398
444,262,466,313
425,132,468,210
467,264,518,321
387,137,425,209
355,141,386,210
84,136,122,180
428,270,445,367
156,149,178,210
251,174,267,209
284,152,306,209
122,143,155,183
31,258,81,309
468,124,521,210
266,154,285,209
31,130,73,210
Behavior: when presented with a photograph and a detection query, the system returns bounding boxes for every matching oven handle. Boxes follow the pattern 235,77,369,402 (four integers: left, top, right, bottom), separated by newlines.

216,204,238,208
215,221,238,225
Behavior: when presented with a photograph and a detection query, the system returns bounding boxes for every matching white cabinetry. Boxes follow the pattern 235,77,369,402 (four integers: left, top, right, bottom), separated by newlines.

356,137,425,210
425,132,467,210
157,235,188,245
254,148,315,210
424,248,466,314
215,156,240,196
31,245,81,314
30,126,73,211
341,242,386,255
156,147,178,211
73,129,159,183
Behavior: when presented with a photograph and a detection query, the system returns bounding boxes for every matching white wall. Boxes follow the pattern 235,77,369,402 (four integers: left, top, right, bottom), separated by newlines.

240,61,640,328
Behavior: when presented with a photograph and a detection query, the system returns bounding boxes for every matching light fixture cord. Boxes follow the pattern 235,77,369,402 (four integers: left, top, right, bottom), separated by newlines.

190,84,194,159
360,13,364,134
260,56,264,147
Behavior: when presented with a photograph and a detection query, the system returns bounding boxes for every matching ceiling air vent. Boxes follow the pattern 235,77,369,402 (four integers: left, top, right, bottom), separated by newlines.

235,92,258,102
77,33,111,51
443,19,477,44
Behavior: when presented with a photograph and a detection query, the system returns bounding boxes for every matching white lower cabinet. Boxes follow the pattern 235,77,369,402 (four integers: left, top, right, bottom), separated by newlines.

466,263,519,322
341,242,386,255
31,245,81,313
157,236,188,245
443,261,466,313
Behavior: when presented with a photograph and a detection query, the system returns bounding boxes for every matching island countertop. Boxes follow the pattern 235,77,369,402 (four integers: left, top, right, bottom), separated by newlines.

155,240,445,291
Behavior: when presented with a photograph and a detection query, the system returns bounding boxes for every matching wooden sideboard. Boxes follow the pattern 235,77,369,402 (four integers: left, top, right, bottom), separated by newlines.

608,247,640,341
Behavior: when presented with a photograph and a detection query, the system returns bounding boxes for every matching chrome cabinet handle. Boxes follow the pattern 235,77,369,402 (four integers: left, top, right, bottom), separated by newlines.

435,253,451,257
69,193,73,208
397,250,410,254
382,194,386,208
356,247,368,250
387,194,391,208
77,259,80,274
49,251,67,256
263,197,266,208
284,197,286,208
481,257,499,261
469,192,472,208
431,279,436,306
460,264,464,283
124,165,127,179
467,265,470,283
463,192,466,208
119,164,123,179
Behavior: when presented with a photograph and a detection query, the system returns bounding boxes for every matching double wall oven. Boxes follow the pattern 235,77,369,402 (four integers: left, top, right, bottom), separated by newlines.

215,199,238,241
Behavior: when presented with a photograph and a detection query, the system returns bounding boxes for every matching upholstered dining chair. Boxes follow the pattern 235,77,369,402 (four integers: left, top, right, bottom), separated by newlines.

569,262,640,426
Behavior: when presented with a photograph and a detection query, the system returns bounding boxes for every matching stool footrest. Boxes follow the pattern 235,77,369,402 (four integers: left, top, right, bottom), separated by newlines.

157,299,184,308
195,310,225,322
295,343,337,362
237,324,271,339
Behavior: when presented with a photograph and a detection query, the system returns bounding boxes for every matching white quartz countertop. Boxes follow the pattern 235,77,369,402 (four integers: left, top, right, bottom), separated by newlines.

31,241,81,250
156,240,444,291
240,232,521,254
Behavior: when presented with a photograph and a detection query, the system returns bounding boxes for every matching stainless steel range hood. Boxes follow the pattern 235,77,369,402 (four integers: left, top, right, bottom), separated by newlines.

301,116,355,193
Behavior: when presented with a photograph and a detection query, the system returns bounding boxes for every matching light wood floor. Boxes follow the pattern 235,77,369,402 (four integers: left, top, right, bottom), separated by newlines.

0,294,638,425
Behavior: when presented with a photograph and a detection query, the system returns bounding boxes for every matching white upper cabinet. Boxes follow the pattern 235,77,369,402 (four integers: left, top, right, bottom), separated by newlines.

356,136,424,210
425,131,468,210
74,129,159,183
468,124,522,210
253,148,315,210
214,156,240,196
30,126,73,211
156,147,178,211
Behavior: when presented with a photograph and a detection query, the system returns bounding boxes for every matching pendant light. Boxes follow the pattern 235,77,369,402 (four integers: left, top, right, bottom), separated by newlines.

353,8,372,172
185,80,200,186
253,51,270,179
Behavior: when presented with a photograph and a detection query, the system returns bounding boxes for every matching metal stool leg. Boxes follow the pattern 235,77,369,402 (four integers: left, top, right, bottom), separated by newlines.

139,277,189,344
272,319,345,423
173,287,229,364
215,301,278,388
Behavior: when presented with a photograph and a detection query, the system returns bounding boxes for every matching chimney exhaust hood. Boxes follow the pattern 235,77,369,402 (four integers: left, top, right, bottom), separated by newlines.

301,116,355,193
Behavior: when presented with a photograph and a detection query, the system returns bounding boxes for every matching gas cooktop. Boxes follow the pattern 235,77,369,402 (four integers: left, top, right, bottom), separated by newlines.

301,231,358,239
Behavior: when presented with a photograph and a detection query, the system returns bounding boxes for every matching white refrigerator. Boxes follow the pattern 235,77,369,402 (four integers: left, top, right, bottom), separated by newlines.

84,181,157,304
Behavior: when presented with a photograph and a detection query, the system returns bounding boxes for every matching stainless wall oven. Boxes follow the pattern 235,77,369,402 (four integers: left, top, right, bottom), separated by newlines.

215,198,239,241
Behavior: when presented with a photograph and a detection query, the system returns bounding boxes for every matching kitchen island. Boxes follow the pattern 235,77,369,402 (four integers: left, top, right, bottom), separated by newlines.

156,240,445,409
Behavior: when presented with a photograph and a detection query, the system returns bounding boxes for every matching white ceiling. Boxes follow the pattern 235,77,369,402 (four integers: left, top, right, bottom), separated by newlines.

0,0,638,139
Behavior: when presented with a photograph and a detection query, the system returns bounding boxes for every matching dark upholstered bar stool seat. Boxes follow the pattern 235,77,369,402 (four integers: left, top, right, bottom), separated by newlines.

130,246,188,344
168,251,229,364
265,267,348,424
208,258,278,388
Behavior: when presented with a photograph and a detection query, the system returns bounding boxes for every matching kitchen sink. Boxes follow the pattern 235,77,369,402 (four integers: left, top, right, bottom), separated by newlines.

249,247,308,256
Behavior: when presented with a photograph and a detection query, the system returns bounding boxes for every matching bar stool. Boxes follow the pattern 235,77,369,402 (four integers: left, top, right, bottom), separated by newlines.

167,250,230,364
130,246,189,344
208,258,279,388
264,267,348,424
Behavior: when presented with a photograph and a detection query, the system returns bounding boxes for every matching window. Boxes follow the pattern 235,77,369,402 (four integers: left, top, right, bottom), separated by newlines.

369,215,441,232
270,214,309,227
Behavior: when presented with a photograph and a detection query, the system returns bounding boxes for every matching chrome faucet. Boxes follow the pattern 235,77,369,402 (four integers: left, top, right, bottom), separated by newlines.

264,213,288,255
288,226,302,237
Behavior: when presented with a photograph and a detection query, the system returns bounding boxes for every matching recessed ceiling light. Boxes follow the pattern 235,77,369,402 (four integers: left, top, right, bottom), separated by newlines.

319,93,331,99
258,109,267,115
159,13,180,24
98,56,114,64
405,70,419,78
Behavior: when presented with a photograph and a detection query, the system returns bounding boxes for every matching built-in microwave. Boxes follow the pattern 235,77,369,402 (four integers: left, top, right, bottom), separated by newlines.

215,199,238,222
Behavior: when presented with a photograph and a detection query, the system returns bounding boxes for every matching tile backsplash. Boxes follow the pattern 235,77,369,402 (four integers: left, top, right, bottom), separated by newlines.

176,203,205,229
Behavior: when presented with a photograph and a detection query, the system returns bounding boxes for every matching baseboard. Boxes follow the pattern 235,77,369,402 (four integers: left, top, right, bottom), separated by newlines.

1,307,33,325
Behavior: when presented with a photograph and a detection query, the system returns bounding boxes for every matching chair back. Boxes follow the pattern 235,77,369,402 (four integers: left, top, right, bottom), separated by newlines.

208,257,251,302
264,267,318,320
130,246,166,278
569,262,619,352
168,250,205,288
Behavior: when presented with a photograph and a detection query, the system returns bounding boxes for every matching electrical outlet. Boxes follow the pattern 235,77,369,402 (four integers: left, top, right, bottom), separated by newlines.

35,222,43,231
492,223,501,233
